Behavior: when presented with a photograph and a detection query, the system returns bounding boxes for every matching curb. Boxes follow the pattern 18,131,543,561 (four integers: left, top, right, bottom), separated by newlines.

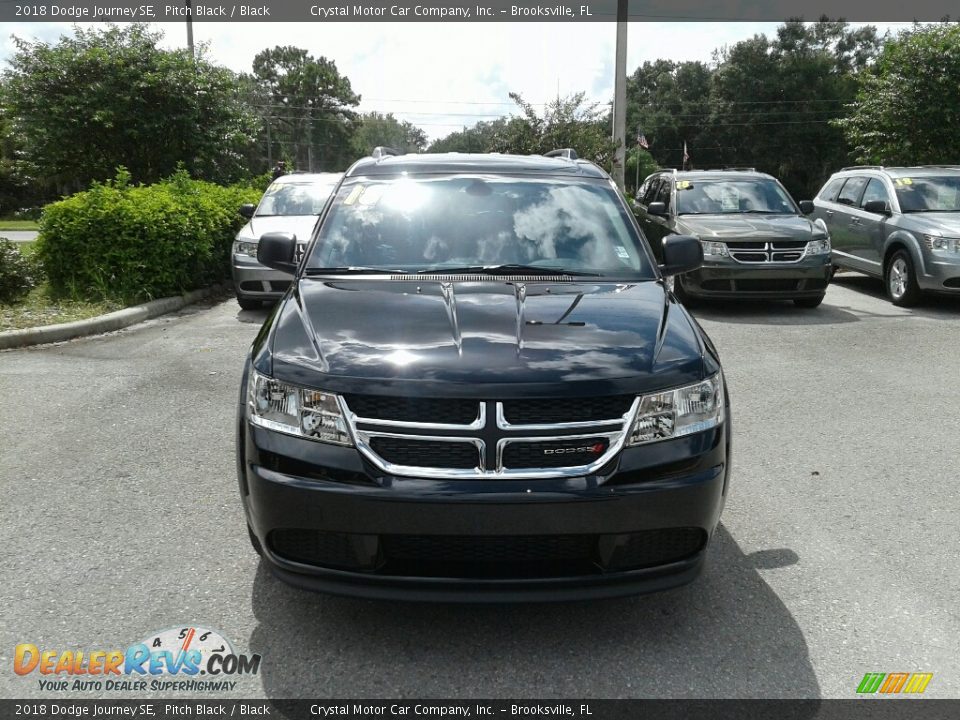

0,283,227,351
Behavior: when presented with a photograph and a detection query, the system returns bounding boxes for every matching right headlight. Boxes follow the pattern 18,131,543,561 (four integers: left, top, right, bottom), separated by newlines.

233,239,259,257
626,373,724,446
246,370,353,446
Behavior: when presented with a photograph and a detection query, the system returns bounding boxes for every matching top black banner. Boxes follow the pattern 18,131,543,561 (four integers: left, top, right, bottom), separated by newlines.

0,0,956,23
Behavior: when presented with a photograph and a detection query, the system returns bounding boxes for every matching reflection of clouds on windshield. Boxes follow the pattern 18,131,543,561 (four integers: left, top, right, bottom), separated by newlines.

512,186,617,266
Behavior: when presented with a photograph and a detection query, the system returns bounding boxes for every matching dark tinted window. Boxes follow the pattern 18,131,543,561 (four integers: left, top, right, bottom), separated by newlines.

653,178,672,210
860,178,890,208
309,176,655,278
641,177,662,205
837,177,868,206
818,177,846,202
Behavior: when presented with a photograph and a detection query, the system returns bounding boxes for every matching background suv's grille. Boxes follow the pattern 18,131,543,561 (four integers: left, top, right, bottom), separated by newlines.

369,437,479,469
501,396,633,424
502,438,610,469
729,239,808,263
344,395,479,425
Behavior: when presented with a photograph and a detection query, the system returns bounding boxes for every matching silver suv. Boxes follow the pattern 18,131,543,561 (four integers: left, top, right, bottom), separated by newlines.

811,166,960,306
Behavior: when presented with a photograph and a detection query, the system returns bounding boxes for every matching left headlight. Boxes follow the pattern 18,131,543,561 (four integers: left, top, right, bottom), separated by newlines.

626,373,725,446
246,370,353,446
804,236,831,256
233,239,259,257
924,235,960,254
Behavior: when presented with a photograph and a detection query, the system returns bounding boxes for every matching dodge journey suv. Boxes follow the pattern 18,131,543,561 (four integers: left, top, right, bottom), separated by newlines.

811,165,960,306
237,149,731,601
635,169,832,307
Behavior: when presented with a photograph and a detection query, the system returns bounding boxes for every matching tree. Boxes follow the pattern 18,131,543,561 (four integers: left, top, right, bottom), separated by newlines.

428,119,508,153
3,24,259,193
706,20,881,197
353,112,427,155
626,60,713,170
840,23,960,165
491,92,617,168
252,46,360,172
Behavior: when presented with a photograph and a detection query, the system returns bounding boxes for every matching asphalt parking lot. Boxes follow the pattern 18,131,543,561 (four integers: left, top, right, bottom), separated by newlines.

2,272,959,700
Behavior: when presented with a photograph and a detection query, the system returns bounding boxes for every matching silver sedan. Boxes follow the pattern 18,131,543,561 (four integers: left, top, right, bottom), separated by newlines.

232,172,342,310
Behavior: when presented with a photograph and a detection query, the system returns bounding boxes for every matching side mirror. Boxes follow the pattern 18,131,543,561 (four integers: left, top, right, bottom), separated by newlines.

647,201,668,217
798,200,815,215
660,235,703,277
863,199,891,215
257,232,298,273
239,204,256,219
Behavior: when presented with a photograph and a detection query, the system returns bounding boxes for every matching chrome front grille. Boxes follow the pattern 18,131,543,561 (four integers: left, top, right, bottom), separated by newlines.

342,396,638,479
728,240,808,264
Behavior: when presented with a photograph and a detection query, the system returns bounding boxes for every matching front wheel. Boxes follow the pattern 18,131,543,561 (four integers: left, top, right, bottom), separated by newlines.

237,295,262,311
885,250,922,307
672,275,699,308
794,296,825,309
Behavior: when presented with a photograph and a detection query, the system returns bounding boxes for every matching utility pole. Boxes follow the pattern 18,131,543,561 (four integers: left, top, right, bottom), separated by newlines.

611,0,628,190
185,0,195,59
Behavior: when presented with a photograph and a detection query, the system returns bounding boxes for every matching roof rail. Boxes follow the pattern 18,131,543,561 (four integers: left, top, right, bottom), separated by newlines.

841,165,885,171
544,148,578,160
371,146,402,160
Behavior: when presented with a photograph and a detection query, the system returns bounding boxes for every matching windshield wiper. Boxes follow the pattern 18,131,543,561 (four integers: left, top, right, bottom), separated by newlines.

417,264,601,277
303,266,404,275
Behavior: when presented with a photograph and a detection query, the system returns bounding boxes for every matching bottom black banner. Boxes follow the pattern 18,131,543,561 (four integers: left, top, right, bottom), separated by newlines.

3,700,960,720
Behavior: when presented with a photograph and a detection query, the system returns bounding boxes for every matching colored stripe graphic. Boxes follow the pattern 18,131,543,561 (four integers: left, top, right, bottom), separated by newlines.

857,672,933,694
903,673,933,694
880,673,909,693
857,673,886,694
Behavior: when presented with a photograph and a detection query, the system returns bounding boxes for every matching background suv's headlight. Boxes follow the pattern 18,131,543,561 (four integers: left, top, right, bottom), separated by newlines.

246,370,352,446
701,240,729,257
233,239,259,257
924,235,960,254
804,236,831,256
626,373,724,446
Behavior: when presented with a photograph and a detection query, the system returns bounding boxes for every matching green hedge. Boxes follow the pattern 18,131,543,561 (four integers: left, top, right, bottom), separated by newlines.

37,169,262,303
0,238,42,304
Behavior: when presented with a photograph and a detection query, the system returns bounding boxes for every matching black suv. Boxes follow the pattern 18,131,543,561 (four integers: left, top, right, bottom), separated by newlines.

635,169,833,307
237,149,731,601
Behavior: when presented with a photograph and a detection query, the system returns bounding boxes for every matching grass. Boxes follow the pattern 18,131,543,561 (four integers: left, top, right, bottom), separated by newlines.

0,283,122,332
1,243,124,332
0,219,40,231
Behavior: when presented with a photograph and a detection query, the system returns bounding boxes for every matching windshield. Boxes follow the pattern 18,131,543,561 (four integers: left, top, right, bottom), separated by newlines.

306,176,655,278
893,175,960,213
676,178,797,215
256,180,339,216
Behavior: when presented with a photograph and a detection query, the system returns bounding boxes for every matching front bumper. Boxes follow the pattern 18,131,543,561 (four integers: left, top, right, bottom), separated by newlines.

231,254,293,300
917,251,960,294
238,411,731,602
681,254,832,299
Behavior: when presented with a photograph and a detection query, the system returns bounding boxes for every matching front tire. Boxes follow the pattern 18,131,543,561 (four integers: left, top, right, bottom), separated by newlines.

885,250,922,307
672,275,699,308
247,525,264,557
237,295,262,311
794,296,825,309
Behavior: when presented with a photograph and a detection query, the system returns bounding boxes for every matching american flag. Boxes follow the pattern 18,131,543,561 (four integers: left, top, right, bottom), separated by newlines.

637,129,649,150
683,141,690,167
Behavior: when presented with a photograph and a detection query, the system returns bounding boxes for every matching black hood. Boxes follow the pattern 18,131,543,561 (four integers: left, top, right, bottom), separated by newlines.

677,213,820,241
259,278,716,398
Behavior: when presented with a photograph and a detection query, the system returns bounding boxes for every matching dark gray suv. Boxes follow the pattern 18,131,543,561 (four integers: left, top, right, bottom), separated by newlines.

635,169,832,308
811,165,960,306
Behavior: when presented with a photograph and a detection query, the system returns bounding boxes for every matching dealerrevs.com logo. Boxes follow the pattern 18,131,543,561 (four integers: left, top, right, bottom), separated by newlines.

14,626,261,693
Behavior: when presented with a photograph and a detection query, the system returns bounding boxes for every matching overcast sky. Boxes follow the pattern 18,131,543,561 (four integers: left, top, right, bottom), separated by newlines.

0,21,912,140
